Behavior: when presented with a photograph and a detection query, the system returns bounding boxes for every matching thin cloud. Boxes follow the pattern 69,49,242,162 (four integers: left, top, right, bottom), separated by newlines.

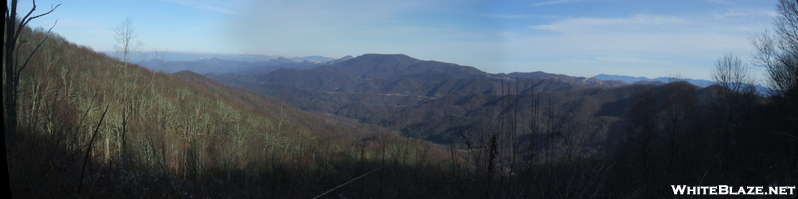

226,0,501,65
530,14,686,34
596,57,659,64
713,9,778,19
533,0,580,6
481,14,556,19
705,0,734,5
163,0,239,15
56,18,95,29
502,9,771,79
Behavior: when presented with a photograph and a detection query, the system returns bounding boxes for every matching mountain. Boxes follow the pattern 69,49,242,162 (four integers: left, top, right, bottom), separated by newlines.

139,54,359,75
140,56,294,74
213,54,489,94
500,71,627,87
206,54,645,149
105,51,286,62
206,53,792,174
592,73,714,86
592,74,658,84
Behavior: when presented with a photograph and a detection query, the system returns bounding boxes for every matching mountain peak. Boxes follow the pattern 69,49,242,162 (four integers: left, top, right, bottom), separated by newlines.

357,53,417,60
341,54,422,66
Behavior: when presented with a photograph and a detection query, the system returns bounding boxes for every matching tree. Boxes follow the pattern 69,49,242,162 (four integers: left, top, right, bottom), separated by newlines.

4,0,59,147
752,0,798,138
752,0,798,98
750,0,798,178
712,54,756,95
711,54,756,138
113,18,143,67
110,18,143,168
663,76,696,174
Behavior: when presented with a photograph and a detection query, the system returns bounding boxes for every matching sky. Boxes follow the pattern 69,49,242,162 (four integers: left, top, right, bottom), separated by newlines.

16,0,780,80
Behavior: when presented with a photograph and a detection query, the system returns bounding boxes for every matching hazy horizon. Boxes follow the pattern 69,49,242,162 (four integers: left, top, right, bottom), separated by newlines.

110,50,731,82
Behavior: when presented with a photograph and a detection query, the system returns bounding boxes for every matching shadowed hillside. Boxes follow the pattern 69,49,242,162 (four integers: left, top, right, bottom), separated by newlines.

206,51,797,198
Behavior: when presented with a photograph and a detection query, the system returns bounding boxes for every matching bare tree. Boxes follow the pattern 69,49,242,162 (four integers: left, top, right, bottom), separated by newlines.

712,54,756,95
114,18,143,67
751,0,798,147
4,0,59,147
752,0,798,98
711,54,756,138
748,3,798,179
110,18,144,168
663,76,696,174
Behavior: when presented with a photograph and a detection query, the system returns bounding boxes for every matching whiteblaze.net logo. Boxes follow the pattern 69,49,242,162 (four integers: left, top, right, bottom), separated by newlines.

671,185,796,196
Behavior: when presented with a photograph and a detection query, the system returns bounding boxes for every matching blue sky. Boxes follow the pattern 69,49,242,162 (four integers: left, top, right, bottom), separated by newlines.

18,0,779,80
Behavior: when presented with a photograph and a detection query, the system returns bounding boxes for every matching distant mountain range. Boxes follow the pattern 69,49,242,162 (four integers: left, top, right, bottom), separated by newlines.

125,51,734,88
592,73,771,95
130,51,766,91
127,51,773,96
136,53,351,74
592,74,713,87
288,55,336,63
99,51,780,161
102,51,338,63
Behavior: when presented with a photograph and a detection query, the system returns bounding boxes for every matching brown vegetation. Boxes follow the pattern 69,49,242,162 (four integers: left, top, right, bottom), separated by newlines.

4,20,458,198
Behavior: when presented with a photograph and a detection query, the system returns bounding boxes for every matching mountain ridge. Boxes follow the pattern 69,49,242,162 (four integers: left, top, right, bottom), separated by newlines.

205,53,673,148
140,54,352,74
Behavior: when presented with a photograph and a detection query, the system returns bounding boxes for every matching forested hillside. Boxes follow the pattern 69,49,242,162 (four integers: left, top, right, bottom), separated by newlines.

5,21,454,198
